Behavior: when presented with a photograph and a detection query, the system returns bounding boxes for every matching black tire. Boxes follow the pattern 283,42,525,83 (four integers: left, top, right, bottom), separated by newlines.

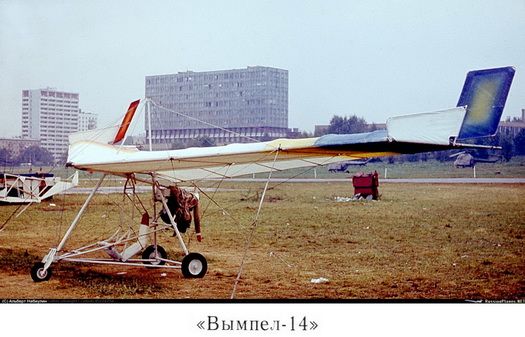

30,262,52,282
181,253,207,278
142,245,167,266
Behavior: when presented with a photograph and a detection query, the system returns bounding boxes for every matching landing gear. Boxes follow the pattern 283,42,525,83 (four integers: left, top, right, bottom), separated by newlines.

30,262,52,282
181,253,207,278
142,245,167,266
29,174,210,282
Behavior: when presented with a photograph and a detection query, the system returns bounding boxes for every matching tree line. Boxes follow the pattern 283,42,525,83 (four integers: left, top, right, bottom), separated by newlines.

0,145,54,168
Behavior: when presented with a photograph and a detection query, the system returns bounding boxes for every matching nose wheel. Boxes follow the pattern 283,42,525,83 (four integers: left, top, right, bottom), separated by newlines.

31,262,52,282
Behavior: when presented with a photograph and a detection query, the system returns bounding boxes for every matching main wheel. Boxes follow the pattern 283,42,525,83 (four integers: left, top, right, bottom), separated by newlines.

181,253,207,278
30,262,52,282
142,245,167,266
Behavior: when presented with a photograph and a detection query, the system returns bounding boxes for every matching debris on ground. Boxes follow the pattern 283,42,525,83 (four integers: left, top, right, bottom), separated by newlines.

334,194,378,202
310,277,329,284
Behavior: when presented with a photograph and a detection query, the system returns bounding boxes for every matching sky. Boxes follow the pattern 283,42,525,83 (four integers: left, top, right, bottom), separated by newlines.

1,0,524,137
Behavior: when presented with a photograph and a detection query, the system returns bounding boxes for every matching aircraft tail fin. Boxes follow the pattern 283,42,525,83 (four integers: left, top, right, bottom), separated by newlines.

69,100,141,146
112,100,140,144
457,66,515,139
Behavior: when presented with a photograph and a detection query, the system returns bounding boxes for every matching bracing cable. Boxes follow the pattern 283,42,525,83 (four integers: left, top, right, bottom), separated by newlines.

231,149,280,299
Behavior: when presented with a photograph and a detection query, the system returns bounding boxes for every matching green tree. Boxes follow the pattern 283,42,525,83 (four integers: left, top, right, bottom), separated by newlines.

16,146,54,165
514,129,525,155
0,148,13,168
434,150,452,162
300,130,313,138
498,134,514,161
327,115,368,134
288,130,313,139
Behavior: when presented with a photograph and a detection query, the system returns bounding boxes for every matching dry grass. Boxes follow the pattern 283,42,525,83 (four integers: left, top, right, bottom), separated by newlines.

0,182,523,301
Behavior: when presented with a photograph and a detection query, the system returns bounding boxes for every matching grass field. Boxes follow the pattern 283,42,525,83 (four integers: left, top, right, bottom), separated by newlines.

0,181,523,300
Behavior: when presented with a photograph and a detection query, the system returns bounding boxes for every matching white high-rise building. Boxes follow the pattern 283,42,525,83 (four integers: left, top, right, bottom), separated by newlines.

21,88,80,162
78,109,98,132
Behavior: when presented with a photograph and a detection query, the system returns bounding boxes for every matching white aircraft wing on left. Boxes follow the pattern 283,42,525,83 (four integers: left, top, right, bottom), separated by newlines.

0,171,79,204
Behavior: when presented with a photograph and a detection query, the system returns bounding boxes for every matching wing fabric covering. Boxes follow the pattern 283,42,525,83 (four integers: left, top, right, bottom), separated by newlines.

66,67,514,182
67,107,466,181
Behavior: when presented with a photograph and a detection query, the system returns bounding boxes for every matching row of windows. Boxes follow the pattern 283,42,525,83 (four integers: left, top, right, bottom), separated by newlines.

40,91,79,99
150,103,287,114
40,127,77,131
41,114,78,118
146,79,287,92
150,92,287,105
41,109,79,114
41,134,71,138
146,83,287,96
41,136,75,141
40,118,77,122
152,118,287,129
41,104,79,109
152,127,287,136
151,109,286,121
40,97,78,101
22,90,79,99
158,86,285,95
147,69,287,85
41,143,69,147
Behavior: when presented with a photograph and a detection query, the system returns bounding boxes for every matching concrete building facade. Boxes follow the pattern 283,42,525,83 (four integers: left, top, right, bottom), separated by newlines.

78,109,98,132
498,109,525,137
145,66,288,146
22,88,79,161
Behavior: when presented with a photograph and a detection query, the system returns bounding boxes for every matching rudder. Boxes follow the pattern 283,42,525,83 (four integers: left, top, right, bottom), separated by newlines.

457,66,515,139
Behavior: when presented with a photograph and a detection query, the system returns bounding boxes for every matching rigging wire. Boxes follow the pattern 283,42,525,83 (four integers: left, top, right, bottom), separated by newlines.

149,99,262,144
0,204,24,232
148,98,172,152
230,149,280,299
193,163,231,218
267,155,340,190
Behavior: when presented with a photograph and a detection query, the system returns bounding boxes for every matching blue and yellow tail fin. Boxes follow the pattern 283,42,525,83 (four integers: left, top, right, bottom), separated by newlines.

457,66,515,139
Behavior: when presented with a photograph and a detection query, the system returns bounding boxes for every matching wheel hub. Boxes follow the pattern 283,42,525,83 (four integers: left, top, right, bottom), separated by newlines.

188,260,203,275
37,269,47,279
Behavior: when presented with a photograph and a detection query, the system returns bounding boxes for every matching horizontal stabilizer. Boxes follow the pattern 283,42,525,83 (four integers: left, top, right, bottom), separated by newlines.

387,107,466,145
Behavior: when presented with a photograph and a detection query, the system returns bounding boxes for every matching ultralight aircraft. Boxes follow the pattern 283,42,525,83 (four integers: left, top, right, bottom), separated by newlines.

29,66,515,282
